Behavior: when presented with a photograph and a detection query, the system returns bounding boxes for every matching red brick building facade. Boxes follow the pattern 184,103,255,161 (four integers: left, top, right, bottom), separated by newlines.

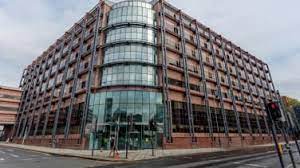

13,0,280,149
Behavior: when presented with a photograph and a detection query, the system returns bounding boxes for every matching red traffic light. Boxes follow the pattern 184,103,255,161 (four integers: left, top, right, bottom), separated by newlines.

270,103,277,109
266,101,281,120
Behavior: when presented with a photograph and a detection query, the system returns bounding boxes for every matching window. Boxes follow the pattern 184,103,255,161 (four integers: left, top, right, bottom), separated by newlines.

172,101,189,133
190,35,194,42
56,73,63,84
174,27,179,34
68,86,73,93
206,57,210,63
223,92,228,98
175,43,180,50
104,44,156,64
108,3,155,26
89,28,93,34
87,44,91,51
204,43,208,48
176,60,181,67
221,76,225,83
102,64,156,86
218,62,222,69
89,90,163,124
192,50,196,57
60,59,66,68
208,72,213,79
106,26,155,44
84,62,89,69
0,106,18,112
168,78,183,88
232,81,236,86
81,81,86,89
48,78,54,88
190,83,200,91
193,66,198,73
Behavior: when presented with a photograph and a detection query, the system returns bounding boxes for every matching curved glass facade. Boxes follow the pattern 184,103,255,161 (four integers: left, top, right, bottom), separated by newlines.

90,90,163,124
106,26,155,44
104,44,156,64
102,0,157,87
108,1,155,26
89,90,164,150
90,1,162,150
101,64,156,86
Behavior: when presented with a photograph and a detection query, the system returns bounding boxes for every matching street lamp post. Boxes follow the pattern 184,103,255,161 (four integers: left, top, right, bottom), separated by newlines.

149,119,157,156
125,114,133,159
91,114,98,157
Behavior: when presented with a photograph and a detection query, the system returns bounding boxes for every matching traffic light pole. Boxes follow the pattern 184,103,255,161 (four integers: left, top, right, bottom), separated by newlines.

125,116,129,159
265,100,285,168
280,125,296,168
270,121,285,168
151,128,154,156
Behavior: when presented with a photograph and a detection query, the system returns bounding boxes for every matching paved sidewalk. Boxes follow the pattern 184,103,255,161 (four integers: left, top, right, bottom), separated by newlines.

0,142,282,161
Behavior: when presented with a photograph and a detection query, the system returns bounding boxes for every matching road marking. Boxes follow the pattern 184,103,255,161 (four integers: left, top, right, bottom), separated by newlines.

234,162,267,168
9,154,19,158
21,158,34,161
7,149,14,152
165,159,232,168
286,164,300,168
244,163,267,168
0,151,5,154
0,158,4,161
183,156,192,159
42,153,51,156
166,151,274,168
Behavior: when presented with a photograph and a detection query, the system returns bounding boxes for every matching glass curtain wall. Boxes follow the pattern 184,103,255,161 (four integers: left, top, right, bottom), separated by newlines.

89,91,163,150
88,1,162,150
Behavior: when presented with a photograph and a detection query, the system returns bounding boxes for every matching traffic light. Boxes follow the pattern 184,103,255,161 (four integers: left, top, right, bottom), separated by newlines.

149,119,157,131
266,102,282,121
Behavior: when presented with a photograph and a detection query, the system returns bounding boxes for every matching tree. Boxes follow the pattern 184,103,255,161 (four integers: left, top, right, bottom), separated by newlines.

284,96,300,109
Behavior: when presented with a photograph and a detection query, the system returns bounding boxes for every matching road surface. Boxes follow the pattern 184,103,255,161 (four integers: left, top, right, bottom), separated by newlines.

94,145,300,168
0,145,112,168
1,144,300,168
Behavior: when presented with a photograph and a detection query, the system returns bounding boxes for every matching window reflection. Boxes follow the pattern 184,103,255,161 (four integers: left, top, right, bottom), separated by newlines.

104,44,156,64
89,91,163,124
106,26,155,44
108,1,155,26
102,64,156,86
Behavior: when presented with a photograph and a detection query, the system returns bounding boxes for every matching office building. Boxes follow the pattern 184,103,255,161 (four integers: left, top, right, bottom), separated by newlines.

0,85,21,141
13,0,279,149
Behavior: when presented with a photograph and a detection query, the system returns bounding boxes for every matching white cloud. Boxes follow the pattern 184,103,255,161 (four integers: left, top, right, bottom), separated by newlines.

0,0,97,86
168,0,300,99
0,0,299,99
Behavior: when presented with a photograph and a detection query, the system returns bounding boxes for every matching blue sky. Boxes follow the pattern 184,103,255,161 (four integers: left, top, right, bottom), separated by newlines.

0,0,299,99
